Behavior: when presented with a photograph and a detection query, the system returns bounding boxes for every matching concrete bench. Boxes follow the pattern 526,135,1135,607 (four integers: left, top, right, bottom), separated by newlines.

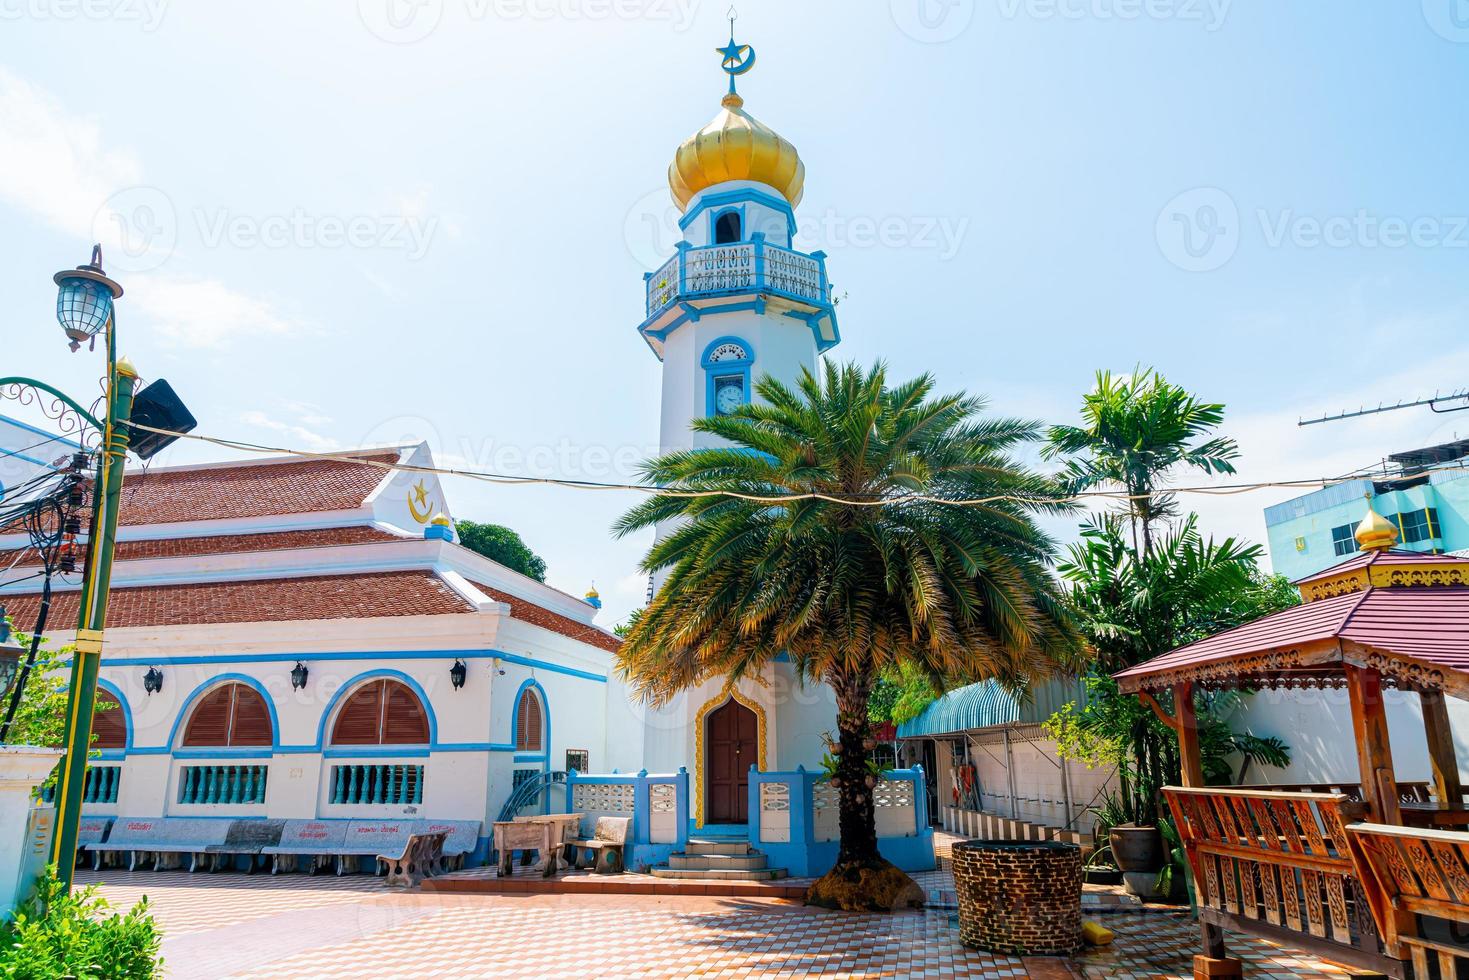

565,816,630,874
83,818,231,872
412,819,481,872
68,817,113,866
260,819,350,875
332,820,416,876
380,831,448,888
196,819,286,873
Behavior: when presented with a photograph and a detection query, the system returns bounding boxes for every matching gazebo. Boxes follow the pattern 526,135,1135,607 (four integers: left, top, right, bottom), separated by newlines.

1115,503,1469,979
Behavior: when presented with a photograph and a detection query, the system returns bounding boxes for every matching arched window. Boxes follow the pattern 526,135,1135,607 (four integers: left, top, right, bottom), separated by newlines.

515,688,544,752
331,679,429,746
92,691,127,750
702,339,753,418
714,210,742,244
182,682,272,747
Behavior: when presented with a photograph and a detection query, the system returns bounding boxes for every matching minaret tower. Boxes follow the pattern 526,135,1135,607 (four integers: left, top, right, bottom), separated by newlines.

637,21,839,459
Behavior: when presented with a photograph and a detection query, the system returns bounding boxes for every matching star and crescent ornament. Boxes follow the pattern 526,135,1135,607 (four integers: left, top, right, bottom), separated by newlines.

716,7,755,94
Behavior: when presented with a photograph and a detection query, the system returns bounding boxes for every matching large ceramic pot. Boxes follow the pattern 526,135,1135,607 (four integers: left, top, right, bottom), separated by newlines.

1108,823,1163,873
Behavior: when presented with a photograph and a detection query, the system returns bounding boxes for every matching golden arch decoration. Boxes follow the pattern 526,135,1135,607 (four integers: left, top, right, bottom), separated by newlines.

692,688,768,829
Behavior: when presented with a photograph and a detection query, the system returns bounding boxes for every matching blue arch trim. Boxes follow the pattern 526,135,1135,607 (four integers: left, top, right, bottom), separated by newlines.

165,673,282,752
509,678,552,812
94,677,133,755
314,668,438,749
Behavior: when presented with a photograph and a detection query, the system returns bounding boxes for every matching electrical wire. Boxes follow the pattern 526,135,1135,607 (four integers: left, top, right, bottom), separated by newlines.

123,420,1469,509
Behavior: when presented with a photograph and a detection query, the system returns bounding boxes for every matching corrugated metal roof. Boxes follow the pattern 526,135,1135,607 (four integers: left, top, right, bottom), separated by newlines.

897,677,1085,738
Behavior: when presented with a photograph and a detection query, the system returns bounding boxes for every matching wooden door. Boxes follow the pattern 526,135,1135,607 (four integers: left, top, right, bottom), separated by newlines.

706,699,757,824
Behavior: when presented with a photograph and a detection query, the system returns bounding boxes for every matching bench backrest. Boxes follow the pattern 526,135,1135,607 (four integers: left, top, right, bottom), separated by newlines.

222,819,286,849
593,816,630,844
276,819,349,849
104,817,230,846
344,819,414,852
413,819,481,855
77,817,113,845
1347,822,1469,944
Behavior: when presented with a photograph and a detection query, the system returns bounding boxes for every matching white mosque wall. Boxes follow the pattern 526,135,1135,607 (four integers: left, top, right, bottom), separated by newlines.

769,662,836,770
1231,687,1469,786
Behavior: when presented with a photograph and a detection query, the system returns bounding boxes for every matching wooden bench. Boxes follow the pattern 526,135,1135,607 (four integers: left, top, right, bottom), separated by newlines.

1347,822,1469,978
565,816,630,874
379,831,448,888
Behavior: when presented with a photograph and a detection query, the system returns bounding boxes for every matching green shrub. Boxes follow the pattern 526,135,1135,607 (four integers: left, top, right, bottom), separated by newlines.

0,868,163,979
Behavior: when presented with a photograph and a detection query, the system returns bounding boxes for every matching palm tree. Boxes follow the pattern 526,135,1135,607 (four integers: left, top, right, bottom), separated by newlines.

1043,368,1240,556
615,362,1083,911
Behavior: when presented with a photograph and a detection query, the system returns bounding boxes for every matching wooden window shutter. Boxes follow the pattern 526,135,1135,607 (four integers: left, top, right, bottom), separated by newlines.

381,680,429,745
91,692,126,750
516,689,542,751
331,680,385,745
181,686,234,746
228,686,273,746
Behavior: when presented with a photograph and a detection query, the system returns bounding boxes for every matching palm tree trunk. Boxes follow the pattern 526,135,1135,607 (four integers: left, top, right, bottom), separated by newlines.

833,675,879,864
805,671,924,912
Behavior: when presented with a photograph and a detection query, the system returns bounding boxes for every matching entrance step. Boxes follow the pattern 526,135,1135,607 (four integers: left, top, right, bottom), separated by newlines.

649,866,788,881
668,852,768,872
685,839,752,856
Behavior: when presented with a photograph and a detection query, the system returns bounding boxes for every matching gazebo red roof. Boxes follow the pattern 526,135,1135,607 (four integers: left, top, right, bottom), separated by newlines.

1114,549,1469,697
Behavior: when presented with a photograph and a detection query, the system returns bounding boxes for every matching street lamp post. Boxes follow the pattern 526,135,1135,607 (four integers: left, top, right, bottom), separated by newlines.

46,246,134,890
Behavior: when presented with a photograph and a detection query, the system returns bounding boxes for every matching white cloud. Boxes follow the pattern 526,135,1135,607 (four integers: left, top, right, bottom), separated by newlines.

0,68,141,233
240,408,338,451
126,275,301,349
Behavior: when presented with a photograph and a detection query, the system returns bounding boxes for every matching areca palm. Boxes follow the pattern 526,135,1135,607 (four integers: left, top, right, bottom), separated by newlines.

1043,368,1240,556
615,361,1083,911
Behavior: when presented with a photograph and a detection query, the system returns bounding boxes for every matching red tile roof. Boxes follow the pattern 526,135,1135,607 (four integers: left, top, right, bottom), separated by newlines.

1293,548,1469,586
112,454,397,526
0,525,402,568
1115,586,1469,690
471,581,621,654
1,570,471,629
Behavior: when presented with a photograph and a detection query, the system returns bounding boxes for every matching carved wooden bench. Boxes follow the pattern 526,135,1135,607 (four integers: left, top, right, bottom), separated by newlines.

379,830,448,888
1346,822,1469,979
565,816,630,874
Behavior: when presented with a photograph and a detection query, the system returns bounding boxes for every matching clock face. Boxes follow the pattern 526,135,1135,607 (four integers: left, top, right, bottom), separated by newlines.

715,379,745,415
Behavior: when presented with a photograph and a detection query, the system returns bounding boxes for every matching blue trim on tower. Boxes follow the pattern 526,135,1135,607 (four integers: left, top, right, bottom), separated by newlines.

701,336,754,418
678,187,796,240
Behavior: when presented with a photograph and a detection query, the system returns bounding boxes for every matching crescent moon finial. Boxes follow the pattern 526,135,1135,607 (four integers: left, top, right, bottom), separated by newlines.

715,11,755,97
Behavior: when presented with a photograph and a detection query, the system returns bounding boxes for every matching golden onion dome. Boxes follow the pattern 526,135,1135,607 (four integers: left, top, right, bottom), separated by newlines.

1355,497,1399,552
429,512,452,528
668,92,805,212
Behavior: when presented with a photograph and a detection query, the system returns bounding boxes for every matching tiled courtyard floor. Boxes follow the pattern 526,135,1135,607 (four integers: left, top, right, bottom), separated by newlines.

81,867,1355,979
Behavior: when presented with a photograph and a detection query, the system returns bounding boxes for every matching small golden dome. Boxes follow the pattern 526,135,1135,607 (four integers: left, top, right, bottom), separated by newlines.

115,356,140,379
668,92,805,212
429,512,452,527
585,586,600,600
1355,497,1398,552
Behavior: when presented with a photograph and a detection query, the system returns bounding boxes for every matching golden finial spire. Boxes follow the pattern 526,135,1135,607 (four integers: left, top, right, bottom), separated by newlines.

1355,494,1399,552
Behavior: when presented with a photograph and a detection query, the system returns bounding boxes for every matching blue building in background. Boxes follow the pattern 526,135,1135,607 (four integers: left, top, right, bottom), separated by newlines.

1264,439,1469,580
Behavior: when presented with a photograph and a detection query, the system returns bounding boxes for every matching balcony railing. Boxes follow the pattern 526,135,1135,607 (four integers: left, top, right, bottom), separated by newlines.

40,765,121,805
177,764,268,805
329,763,424,806
644,239,828,319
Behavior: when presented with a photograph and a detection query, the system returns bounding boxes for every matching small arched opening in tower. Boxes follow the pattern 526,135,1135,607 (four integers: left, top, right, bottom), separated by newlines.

714,210,742,244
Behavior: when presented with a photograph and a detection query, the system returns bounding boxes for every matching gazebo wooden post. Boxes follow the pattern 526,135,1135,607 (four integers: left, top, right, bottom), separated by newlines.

1173,682,1239,978
1344,665,1402,825
1419,688,1464,808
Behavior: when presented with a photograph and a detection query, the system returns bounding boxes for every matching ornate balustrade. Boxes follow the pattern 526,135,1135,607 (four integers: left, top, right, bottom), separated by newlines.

40,765,121,806
643,238,829,319
328,763,423,806
1347,822,1469,976
1163,787,1401,976
748,766,934,876
177,764,268,806
564,769,689,861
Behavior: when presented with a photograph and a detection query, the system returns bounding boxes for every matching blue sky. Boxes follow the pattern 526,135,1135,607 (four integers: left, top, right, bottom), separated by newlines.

2,1,1468,625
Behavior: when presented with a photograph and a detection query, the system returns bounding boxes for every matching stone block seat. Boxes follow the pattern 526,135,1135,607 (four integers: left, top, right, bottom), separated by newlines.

649,839,788,881
84,817,232,872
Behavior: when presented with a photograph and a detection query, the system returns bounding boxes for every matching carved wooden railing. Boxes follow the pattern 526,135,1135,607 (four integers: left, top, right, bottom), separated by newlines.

1163,788,1403,977
1347,822,1469,977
